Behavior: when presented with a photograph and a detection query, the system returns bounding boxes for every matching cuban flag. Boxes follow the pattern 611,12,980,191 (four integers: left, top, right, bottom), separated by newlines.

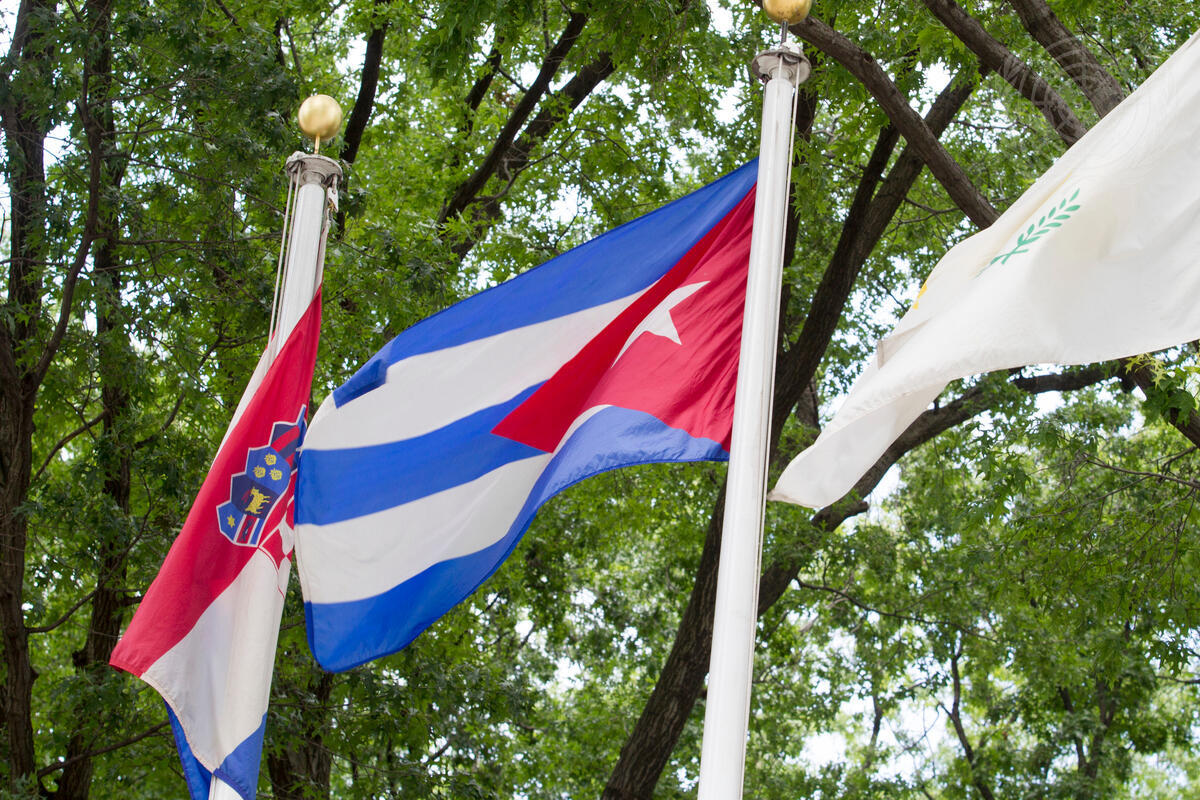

294,161,757,671
111,288,322,800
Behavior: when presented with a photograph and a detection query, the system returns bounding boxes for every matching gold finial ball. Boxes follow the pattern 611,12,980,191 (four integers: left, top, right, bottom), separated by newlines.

297,95,343,142
762,0,812,24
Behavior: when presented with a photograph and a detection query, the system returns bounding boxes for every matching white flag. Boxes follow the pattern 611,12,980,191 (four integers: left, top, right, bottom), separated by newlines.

771,28,1200,508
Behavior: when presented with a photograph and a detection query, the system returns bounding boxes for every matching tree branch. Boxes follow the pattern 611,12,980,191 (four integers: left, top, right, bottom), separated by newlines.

943,644,998,800
462,39,504,134
1083,456,1200,492
36,721,169,778
920,0,1087,145
32,410,108,484
446,50,616,261
791,15,999,228
1124,360,1200,448
1006,0,1126,117
438,12,589,227
1057,686,1089,771
774,67,980,441
340,10,387,166
34,6,113,385
761,364,1112,612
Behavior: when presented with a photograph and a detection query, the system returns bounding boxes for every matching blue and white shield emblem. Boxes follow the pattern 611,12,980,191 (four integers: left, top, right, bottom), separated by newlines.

217,409,306,547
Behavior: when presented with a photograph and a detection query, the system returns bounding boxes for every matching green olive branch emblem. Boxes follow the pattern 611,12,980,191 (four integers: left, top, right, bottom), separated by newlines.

986,189,1080,268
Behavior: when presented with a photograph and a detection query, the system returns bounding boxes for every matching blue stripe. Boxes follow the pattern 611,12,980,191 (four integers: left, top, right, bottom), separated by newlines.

304,407,727,671
333,162,757,405
167,704,212,800
296,387,546,525
166,704,266,800
213,714,267,800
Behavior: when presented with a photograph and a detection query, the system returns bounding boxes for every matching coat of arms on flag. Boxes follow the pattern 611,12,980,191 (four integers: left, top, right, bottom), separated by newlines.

218,410,306,547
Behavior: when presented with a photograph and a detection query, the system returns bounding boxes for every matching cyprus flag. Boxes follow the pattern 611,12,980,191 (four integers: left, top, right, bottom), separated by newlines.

772,28,1200,508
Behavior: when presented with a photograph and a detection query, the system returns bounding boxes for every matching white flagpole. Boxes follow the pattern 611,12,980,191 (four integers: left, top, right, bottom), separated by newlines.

273,152,340,352
208,100,343,800
696,16,810,800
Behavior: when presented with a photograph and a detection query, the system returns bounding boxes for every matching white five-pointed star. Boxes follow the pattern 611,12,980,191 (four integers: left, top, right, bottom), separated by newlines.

615,281,709,362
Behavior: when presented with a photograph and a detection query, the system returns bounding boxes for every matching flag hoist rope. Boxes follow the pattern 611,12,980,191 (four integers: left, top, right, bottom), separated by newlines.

220,154,340,452
696,41,809,800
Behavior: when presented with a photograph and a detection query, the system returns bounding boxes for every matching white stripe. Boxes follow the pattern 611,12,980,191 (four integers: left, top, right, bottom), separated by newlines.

140,552,288,772
209,779,244,800
296,453,552,604
297,406,609,605
304,292,643,450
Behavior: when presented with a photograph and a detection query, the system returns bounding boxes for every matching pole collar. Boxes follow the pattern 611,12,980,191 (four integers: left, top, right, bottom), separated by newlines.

750,45,811,86
285,153,343,188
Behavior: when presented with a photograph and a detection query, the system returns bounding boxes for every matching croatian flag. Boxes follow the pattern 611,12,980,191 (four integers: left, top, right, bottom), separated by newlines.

111,289,322,800
295,162,757,671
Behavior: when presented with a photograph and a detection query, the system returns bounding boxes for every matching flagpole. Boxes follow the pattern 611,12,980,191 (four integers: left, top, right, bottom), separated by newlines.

207,97,342,800
695,5,810,798
274,151,340,350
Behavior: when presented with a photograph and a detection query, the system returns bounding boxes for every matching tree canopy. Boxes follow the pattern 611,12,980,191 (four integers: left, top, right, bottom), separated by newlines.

3,0,1200,798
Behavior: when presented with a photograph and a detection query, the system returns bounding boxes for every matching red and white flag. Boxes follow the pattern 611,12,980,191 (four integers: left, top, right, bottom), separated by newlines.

111,286,321,800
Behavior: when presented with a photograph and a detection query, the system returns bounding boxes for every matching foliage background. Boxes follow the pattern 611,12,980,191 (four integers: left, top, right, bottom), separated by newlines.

2,0,1200,798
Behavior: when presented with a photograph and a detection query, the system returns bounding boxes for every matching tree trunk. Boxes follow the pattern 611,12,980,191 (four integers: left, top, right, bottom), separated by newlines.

267,671,335,800
59,19,130,784
0,0,57,788
0,395,38,788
